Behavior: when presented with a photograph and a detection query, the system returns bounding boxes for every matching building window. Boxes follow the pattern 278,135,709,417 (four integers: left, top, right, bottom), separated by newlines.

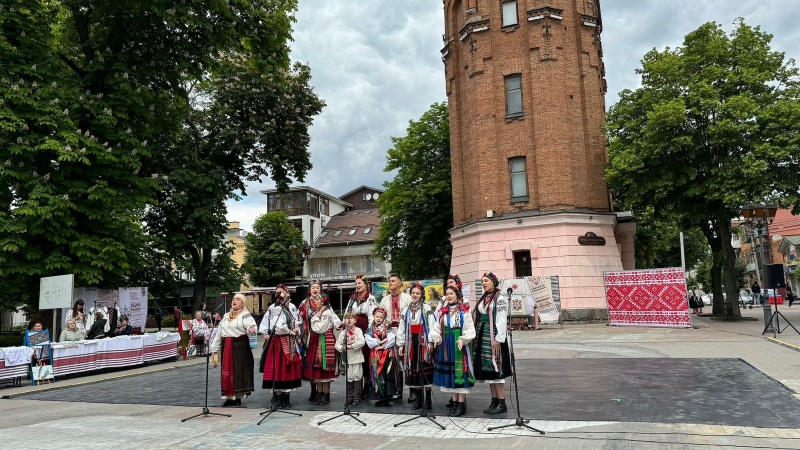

319,231,328,238
509,157,529,201
514,250,533,277
363,227,371,234
505,74,523,118
349,229,357,235
501,1,518,27
334,230,342,237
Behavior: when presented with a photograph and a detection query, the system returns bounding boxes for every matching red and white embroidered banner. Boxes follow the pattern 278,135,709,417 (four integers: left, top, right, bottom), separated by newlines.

604,268,690,328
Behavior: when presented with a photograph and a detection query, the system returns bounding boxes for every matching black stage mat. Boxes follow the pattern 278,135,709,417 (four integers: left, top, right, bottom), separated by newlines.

14,358,800,428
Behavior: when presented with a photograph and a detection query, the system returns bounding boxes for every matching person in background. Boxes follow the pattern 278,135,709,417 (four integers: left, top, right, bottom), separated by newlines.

59,319,83,342
66,299,87,339
155,304,163,331
116,317,134,336
24,322,50,365
689,290,700,315
86,311,108,339
174,306,182,331
787,285,795,308
752,282,762,304
23,322,46,345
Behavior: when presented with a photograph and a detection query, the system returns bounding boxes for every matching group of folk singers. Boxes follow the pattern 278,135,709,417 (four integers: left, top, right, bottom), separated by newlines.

210,272,514,417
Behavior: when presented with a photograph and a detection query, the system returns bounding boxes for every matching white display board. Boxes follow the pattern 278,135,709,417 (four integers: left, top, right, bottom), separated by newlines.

39,275,75,309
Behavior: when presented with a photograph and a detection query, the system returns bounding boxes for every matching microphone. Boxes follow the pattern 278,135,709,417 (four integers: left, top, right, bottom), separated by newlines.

506,287,513,296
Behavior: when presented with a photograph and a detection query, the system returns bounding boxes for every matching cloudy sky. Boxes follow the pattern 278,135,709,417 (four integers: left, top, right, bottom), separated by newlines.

227,0,800,231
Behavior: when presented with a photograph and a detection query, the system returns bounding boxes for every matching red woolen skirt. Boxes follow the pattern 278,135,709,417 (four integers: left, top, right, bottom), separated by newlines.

262,334,302,390
303,329,338,381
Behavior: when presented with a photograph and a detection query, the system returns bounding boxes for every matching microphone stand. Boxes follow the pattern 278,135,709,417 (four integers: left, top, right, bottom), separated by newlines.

258,298,302,424
182,335,231,422
393,304,445,430
318,295,367,426
488,287,544,434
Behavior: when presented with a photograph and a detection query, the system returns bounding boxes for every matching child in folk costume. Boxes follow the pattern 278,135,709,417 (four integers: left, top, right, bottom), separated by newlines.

347,274,377,398
396,283,435,411
379,274,411,401
334,311,366,405
259,287,303,408
298,280,325,402
365,307,400,406
429,286,476,417
473,272,513,415
305,294,342,405
211,294,258,406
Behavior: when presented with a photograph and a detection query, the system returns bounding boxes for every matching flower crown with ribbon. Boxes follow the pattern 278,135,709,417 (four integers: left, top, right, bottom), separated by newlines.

447,274,463,291
483,272,499,288
409,282,424,295
373,306,388,317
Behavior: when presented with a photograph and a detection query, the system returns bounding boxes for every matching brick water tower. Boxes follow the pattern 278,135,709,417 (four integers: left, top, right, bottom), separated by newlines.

442,0,636,320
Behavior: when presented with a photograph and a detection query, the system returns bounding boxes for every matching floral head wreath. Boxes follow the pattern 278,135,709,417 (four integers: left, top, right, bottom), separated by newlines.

309,280,323,289
275,284,288,292
483,272,499,288
446,274,463,291
444,285,463,299
409,283,425,299
355,274,370,291
373,306,388,318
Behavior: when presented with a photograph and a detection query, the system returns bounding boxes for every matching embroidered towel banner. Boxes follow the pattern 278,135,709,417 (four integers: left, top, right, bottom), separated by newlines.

604,268,690,328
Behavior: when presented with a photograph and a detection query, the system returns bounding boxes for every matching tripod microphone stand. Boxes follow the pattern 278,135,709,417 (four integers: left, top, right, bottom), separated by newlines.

762,289,800,338
394,306,445,430
182,337,231,422
487,287,544,435
258,298,302,425
318,296,366,426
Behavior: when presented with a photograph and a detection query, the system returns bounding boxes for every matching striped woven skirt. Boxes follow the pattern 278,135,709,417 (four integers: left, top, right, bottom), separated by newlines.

262,335,302,391
405,328,434,388
433,328,474,393
473,316,511,382
302,329,339,382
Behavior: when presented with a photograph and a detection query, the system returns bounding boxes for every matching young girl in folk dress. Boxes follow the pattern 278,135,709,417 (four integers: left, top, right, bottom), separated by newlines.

347,274,377,398
298,281,325,402
259,288,303,408
473,272,513,415
334,311,366,405
365,307,400,406
396,283,435,410
429,286,476,417
305,294,342,405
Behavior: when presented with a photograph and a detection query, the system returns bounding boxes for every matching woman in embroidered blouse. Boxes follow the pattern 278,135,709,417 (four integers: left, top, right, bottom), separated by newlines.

396,283,435,411
347,274,377,398
259,286,302,408
365,307,399,406
429,286,476,417
305,294,342,405
65,299,87,339
298,280,324,402
435,274,469,315
211,293,258,407
473,272,512,415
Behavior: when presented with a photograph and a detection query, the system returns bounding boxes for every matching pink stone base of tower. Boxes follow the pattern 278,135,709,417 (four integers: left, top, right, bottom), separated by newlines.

449,212,636,316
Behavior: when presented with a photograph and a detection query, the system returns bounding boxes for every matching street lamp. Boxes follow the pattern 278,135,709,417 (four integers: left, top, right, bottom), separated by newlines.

741,204,778,330
290,242,313,297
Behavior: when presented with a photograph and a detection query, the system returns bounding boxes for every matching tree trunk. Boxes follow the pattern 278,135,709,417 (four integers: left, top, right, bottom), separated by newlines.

189,246,214,313
700,221,726,315
716,220,742,318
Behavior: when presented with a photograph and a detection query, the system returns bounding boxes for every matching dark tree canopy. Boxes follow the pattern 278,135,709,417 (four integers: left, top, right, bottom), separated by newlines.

374,102,452,280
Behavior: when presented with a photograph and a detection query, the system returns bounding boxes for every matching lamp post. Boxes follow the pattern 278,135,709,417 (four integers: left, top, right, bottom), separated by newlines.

291,242,312,298
741,204,778,331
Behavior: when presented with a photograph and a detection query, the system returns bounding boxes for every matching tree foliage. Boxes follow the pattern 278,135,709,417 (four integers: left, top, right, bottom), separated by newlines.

606,20,800,317
242,212,303,287
631,206,708,271
374,102,452,280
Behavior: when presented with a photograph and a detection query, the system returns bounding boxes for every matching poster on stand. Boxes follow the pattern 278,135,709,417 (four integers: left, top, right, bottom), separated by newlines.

604,268,690,328
119,287,148,331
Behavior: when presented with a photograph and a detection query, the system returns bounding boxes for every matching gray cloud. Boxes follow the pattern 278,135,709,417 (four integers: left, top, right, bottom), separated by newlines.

228,0,800,231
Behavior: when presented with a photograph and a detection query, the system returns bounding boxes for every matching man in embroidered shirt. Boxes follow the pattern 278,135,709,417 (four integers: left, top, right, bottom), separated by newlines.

380,274,411,400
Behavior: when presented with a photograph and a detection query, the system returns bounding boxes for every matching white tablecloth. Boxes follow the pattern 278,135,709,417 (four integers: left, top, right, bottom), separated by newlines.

50,333,179,377
0,347,32,381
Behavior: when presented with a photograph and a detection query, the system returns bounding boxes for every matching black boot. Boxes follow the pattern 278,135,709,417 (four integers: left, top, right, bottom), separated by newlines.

352,381,363,406
314,392,324,405
322,392,331,405
411,389,424,410
408,388,418,404
346,381,354,405
283,393,292,408
447,400,459,416
483,397,499,414
446,398,454,408
488,398,507,415
222,399,236,407
362,380,370,399
454,401,466,417
425,389,432,411
309,383,317,402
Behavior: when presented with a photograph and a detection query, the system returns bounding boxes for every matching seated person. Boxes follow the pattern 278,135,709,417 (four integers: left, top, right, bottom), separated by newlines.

115,317,134,336
192,311,210,353
86,311,108,339
24,322,50,365
59,319,83,342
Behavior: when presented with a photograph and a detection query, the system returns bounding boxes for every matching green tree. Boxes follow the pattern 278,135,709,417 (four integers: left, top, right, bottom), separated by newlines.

630,206,708,271
606,20,800,318
242,212,303,287
1,1,302,294
374,102,452,279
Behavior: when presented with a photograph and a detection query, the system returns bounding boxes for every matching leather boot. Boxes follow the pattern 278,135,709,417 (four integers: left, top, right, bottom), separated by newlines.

283,393,292,408
446,398,454,408
314,392,324,405
425,389,432,411
454,401,466,417
309,383,317,402
322,392,331,405
483,397,499,414
408,388,418,404
362,380,370,399
447,400,459,416
346,381,354,405
488,398,507,415
411,389,424,410
352,381,362,406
